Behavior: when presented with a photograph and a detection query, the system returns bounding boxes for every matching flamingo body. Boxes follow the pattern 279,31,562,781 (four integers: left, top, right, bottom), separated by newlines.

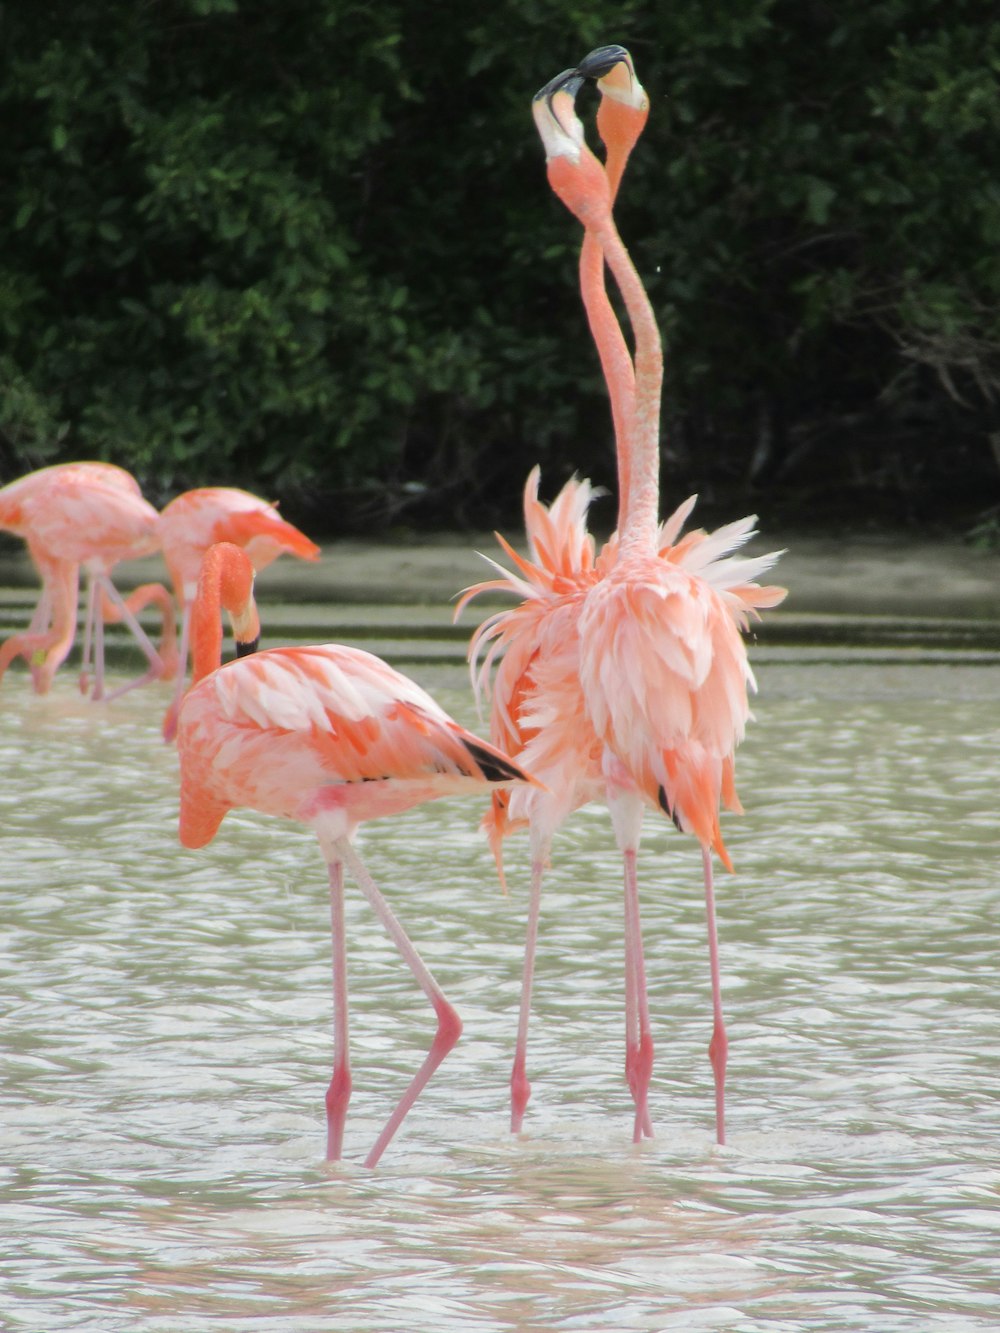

0,462,158,565
160,487,319,604
460,467,604,871
179,642,530,847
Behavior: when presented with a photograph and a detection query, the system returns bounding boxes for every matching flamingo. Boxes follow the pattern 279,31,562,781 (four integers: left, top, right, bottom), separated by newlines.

175,541,539,1167
158,486,320,740
537,59,786,1143
0,462,176,698
461,51,784,1143
456,47,650,1135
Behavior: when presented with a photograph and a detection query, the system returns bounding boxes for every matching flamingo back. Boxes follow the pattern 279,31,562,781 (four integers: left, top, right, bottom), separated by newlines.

177,643,532,848
160,487,319,599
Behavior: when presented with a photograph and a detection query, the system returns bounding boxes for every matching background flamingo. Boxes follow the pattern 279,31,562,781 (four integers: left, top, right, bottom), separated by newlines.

0,462,176,697
176,541,538,1167
159,486,320,739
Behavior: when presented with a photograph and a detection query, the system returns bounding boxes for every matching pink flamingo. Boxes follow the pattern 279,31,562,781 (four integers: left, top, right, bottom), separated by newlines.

0,462,176,697
462,51,784,1143
176,542,539,1167
158,486,320,739
457,48,651,1134
537,60,785,1143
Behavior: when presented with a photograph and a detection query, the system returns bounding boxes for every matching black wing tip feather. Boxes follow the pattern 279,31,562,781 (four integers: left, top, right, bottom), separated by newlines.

658,784,684,833
462,739,530,785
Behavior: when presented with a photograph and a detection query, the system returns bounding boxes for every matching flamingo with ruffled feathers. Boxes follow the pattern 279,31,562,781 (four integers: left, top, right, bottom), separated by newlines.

539,58,785,1143
457,47,651,1134
462,49,784,1144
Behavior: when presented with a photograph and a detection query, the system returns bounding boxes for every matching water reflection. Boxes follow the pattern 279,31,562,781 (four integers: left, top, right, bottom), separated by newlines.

1,656,998,1331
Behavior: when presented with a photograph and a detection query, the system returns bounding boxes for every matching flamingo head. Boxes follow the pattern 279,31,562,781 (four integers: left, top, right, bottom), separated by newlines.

532,69,611,226
577,45,649,195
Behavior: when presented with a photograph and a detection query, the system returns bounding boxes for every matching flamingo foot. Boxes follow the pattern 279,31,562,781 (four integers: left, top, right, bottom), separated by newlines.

325,1066,353,1162
709,1021,728,1145
510,1056,531,1133
629,1031,654,1143
625,1045,655,1138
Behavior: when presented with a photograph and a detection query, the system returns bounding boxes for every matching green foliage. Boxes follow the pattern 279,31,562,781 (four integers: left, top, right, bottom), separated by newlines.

1,0,998,527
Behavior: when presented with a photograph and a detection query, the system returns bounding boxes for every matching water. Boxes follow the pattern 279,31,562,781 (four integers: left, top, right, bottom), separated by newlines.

1,642,998,1331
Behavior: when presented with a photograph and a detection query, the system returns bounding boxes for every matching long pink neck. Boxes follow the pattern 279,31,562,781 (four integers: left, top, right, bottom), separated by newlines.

190,544,242,684
578,141,636,530
591,213,663,553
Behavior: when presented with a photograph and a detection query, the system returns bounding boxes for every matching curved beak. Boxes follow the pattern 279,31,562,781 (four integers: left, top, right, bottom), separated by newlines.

575,44,632,81
577,44,648,112
229,595,260,657
532,69,586,161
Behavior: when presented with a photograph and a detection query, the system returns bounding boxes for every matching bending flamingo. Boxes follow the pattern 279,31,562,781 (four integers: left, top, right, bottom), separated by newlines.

536,60,785,1143
176,542,538,1167
0,462,176,697
159,486,320,739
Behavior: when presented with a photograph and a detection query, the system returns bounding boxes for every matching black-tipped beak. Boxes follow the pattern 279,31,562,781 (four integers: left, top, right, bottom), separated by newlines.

533,68,585,106
575,44,632,81
235,635,260,658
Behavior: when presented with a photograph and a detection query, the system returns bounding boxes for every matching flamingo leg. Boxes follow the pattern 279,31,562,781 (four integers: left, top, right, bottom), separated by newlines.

325,858,352,1161
26,586,53,691
92,574,166,701
162,602,193,741
27,586,51,635
79,574,98,695
336,838,462,1169
510,855,545,1133
622,847,654,1143
702,844,728,1145
91,577,107,700
623,855,654,1138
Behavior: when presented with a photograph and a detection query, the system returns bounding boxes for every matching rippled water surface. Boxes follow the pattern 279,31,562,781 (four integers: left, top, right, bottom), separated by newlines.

1,652,998,1331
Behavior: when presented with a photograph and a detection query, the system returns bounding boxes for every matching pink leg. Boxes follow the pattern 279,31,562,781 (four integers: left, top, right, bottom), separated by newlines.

94,575,166,701
79,576,98,695
325,859,352,1160
27,587,51,635
91,581,106,700
511,856,544,1133
702,845,727,1145
27,587,52,692
163,604,192,741
337,838,462,1169
623,851,654,1138
623,847,654,1143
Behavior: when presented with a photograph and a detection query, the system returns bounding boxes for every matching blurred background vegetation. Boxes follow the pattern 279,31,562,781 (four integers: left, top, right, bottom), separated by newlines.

2,0,998,536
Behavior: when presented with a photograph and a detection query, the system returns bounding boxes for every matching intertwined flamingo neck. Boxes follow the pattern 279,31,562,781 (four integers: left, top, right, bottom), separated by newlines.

582,60,649,532
584,204,662,555
538,81,662,557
